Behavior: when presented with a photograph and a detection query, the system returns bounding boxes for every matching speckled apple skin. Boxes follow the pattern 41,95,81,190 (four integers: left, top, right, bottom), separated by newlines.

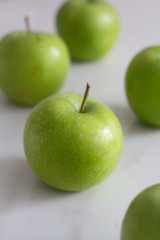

24,92,123,191
56,0,119,61
121,184,160,240
0,32,70,105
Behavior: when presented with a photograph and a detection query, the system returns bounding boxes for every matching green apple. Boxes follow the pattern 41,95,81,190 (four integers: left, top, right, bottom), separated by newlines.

23,84,123,191
121,184,160,240
126,46,160,127
0,19,70,106
56,0,119,61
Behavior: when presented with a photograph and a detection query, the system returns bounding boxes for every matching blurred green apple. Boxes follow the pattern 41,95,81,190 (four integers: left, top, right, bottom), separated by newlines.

56,0,119,61
24,84,123,191
126,46,160,126
121,184,160,240
0,20,70,106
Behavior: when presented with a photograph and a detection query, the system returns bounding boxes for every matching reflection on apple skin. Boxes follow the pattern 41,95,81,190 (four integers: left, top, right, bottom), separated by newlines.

24,92,123,191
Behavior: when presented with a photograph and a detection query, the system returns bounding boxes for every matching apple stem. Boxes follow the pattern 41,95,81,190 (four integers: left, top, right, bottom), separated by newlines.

79,82,91,113
24,16,31,33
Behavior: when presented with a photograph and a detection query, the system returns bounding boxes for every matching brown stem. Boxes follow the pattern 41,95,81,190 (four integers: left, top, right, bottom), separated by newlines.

24,16,31,33
79,82,90,113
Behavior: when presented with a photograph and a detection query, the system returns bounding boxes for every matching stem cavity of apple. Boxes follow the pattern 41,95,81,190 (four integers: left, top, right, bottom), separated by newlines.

24,16,31,33
79,82,90,113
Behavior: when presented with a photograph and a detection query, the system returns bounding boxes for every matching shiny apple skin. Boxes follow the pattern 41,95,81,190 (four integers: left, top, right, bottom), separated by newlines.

126,46,160,126
56,0,119,61
0,32,70,105
24,92,123,191
121,184,160,240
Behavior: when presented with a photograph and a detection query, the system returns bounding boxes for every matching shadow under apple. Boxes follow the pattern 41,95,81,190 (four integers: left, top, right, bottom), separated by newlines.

108,103,159,137
109,104,160,176
0,89,33,111
0,156,77,213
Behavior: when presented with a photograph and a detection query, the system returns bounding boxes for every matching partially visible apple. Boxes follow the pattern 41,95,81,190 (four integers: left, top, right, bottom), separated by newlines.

126,46,160,127
121,184,160,240
0,17,70,106
56,0,119,61
24,83,123,191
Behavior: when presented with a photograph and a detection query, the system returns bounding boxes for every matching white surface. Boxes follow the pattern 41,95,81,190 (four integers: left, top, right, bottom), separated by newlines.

0,0,160,239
